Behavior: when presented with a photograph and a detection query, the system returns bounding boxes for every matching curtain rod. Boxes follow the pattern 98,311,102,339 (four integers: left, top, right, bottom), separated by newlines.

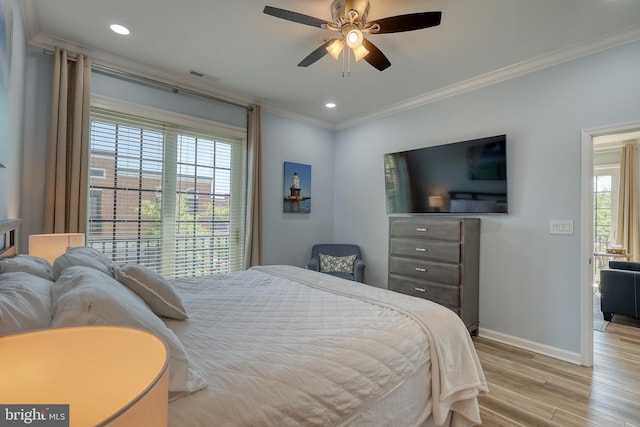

42,48,253,112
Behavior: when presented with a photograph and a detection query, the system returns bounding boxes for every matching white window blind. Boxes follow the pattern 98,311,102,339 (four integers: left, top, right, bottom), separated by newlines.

88,106,247,278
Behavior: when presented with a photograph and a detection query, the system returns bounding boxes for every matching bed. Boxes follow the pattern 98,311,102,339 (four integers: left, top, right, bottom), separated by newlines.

0,221,487,427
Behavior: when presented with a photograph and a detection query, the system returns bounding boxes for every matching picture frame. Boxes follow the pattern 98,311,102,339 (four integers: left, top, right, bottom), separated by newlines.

283,161,311,213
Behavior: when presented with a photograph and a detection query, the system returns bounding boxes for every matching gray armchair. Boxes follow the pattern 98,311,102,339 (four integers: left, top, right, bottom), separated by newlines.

307,244,365,282
600,260,640,321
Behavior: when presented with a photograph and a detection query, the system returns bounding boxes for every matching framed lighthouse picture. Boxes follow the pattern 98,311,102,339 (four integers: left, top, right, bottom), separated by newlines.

283,161,311,213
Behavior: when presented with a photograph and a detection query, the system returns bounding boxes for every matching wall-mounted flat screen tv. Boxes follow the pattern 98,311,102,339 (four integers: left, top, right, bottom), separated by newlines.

384,134,508,214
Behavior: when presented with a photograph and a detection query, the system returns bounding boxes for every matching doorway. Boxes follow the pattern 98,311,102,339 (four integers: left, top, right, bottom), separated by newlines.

581,123,640,366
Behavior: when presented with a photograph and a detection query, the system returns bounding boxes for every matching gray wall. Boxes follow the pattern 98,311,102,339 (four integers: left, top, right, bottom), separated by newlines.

0,0,26,231
333,39,640,354
91,72,247,129
21,47,51,247
260,111,336,268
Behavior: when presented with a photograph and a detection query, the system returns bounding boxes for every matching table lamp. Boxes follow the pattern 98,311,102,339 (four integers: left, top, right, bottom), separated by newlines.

0,326,168,426
28,233,85,264
428,195,447,212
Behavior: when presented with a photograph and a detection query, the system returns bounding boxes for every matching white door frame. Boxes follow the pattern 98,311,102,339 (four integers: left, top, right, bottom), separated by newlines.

580,121,640,366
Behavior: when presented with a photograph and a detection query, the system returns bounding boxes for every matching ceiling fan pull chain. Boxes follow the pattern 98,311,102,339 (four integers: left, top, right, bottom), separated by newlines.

342,46,346,77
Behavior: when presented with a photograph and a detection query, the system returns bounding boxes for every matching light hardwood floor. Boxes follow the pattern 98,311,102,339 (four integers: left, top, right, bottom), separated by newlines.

473,318,640,426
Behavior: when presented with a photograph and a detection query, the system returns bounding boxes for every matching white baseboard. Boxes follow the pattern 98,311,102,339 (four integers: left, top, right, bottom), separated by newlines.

478,328,582,366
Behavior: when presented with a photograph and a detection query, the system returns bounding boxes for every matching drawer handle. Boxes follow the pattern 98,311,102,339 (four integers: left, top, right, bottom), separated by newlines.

416,227,429,232
414,287,426,293
416,248,428,252
415,267,427,273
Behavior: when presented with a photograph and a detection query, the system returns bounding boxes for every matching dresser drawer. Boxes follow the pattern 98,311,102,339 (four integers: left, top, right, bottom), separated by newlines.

390,237,460,263
389,274,460,306
389,256,460,285
390,218,461,241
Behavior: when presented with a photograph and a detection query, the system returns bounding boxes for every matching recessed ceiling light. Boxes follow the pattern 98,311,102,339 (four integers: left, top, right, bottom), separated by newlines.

325,103,336,109
110,24,130,36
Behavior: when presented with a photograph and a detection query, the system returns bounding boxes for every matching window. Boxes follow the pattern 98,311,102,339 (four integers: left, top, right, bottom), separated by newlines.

593,166,620,284
88,106,246,279
593,175,613,253
593,168,619,253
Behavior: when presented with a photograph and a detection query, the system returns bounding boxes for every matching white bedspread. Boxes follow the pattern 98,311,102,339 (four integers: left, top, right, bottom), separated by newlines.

166,265,487,426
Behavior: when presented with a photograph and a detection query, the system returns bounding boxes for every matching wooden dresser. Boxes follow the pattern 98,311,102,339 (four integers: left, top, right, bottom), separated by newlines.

388,216,480,335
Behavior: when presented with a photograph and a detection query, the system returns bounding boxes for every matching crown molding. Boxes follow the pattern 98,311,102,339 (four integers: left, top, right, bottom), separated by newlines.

336,24,640,130
28,32,259,111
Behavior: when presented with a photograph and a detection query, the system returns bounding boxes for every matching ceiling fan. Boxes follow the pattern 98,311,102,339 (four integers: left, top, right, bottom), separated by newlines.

263,0,442,72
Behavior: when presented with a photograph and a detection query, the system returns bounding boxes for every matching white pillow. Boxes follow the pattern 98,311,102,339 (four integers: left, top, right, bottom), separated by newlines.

0,254,52,280
51,246,116,280
50,266,207,394
0,272,53,336
115,264,187,320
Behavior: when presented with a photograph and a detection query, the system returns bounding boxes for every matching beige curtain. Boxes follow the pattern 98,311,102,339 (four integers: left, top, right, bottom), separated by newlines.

43,48,92,234
617,144,640,261
243,104,262,268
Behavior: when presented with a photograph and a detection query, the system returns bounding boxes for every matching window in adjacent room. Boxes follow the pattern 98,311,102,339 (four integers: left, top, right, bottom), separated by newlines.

88,105,247,279
593,174,614,253
593,166,620,252
592,165,619,286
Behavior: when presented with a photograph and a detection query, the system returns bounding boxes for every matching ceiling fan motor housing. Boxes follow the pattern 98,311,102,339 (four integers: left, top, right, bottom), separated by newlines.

331,0,370,26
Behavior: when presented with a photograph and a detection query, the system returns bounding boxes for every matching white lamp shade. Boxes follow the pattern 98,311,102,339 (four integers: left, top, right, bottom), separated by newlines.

29,233,85,264
326,38,344,60
0,326,168,426
352,44,369,62
428,196,445,208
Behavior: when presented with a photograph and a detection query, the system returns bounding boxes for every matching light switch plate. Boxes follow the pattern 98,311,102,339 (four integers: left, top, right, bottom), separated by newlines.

550,220,574,235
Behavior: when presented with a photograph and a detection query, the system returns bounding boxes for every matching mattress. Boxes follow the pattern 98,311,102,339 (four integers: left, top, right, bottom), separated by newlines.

166,265,486,426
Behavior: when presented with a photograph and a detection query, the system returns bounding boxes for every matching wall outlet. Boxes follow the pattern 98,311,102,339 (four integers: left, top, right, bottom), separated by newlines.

550,220,574,235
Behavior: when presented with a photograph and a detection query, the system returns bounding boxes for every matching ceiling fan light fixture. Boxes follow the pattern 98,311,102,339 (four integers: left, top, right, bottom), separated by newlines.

352,44,369,61
326,39,344,60
345,28,364,49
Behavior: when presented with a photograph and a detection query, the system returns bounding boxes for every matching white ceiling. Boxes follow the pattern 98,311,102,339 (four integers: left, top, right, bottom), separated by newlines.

21,0,640,129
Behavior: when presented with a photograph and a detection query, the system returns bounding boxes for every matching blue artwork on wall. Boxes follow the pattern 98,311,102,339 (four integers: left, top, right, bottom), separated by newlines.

283,161,311,214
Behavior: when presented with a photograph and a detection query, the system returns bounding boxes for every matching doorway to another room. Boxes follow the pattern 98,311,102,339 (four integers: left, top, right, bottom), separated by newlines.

591,131,640,332
581,123,640,367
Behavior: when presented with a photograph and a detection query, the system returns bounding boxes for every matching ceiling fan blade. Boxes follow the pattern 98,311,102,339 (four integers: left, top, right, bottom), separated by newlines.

298,40,334,67
367,11,442,34
362,39,391,71
263,6,328,28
